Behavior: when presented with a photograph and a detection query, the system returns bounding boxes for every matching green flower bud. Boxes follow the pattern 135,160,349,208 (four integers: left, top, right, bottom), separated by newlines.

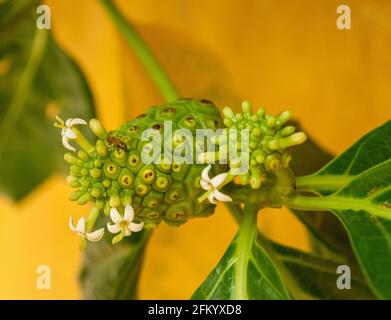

80,178,91,188
90,168,102,179
89,119,108,139
276,111,291,128
69,190,82,201
109,194,121,208
78,150,89,161
278,125,295,137
94,159,103,168
102,178,111,188
91,185,103,198
64,153,78,164
78,192,92,205
278,132,307,148
66,175,80,188
96,140,107,157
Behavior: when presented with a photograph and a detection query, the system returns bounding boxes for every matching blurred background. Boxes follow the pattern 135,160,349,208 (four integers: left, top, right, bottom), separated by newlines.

0,0,391,299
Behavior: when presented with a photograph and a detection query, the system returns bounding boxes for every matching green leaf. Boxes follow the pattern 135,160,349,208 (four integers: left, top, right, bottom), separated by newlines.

323,160,391,298
259,236,374,300
192,203,290,300
295,120,391,299
0,0,95,200
297,120,391,194
80,215,150,300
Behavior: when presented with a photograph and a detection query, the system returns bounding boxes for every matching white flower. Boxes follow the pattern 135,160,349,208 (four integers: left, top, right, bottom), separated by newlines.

69,216,104,241
107,204,144,242
200,164,232,204
61,118,87,152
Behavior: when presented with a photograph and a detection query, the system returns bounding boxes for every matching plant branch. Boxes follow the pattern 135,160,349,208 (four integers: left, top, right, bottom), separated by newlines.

99,0,178,102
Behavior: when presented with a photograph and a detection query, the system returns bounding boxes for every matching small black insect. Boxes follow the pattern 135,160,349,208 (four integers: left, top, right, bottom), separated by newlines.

106,134,128,151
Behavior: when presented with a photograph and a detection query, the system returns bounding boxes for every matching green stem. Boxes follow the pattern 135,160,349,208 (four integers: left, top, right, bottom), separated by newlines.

295,174,354,193
99,0,178,102
273,167,296,196
224,203,243,224
0,29,48,159
234,201,259,299
285,194,391,220
86,206,100,232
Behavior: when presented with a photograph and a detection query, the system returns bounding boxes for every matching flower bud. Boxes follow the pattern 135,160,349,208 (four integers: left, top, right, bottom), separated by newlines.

89,119,108,139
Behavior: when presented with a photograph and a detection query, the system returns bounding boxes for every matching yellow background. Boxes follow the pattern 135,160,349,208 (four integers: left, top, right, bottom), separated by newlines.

1,0,391,299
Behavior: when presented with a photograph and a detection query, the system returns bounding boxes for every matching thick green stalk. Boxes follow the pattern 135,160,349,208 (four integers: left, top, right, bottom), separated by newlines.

99,0,178,102
234,202,259,299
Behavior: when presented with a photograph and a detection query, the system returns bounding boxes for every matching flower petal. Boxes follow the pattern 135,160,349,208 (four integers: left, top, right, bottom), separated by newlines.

211,172,228,188
107,223,120,234
200,178,211,190
67,118,87,127
213,189,232,202
124,204,134,222
86,228,105,241
129,222,144,233
110,207,122,224
62,135,76,152
76,217,86,234
64,128,77,139
124,229,132,236
207,192,217,204
69,216,77,232
201,165,212,183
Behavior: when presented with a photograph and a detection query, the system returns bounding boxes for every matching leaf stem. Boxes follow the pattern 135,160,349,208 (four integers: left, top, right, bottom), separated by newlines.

285,194,391,220
99,0,178,102
224,203,243,224
234,201,259,300
295,174,354,193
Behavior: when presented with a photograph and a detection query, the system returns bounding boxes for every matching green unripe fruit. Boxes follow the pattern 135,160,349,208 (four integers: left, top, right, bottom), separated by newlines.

64,99,226,228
